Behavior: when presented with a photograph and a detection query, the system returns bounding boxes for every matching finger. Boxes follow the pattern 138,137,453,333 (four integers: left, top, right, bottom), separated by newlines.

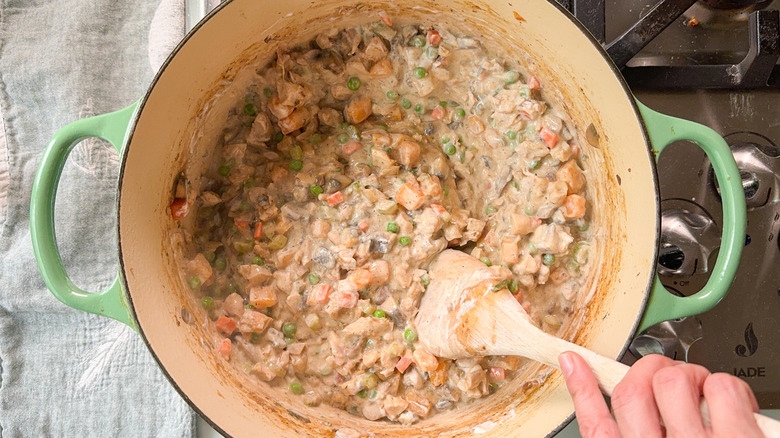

652,363,711,437
611,354,676,438
703,373,762,438
559,351,621,438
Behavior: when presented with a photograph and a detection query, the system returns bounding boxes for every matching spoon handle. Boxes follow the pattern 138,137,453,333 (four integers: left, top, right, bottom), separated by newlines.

547,338,780,436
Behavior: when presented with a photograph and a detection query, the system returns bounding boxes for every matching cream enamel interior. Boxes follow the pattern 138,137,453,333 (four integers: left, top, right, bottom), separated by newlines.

117,0,658,436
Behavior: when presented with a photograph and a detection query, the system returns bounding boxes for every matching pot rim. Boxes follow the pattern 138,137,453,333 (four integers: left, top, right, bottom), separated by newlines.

115,0,661,436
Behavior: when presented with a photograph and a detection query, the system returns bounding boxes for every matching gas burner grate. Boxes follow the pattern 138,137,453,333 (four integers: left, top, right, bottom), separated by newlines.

558,0,780,89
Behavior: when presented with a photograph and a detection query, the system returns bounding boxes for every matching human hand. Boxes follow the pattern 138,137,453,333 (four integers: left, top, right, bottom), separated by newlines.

558,351,762,438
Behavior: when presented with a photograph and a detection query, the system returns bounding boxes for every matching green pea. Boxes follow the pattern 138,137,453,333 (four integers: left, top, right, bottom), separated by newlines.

284,336,295,344
414,104,424,114
508,280,519,294
372,309,386,318
425,46,438,58
529,159,541,170
289,159,303,171
250,333,262,344
400,98,412,109
443,144,456,155
337,133,350,144
290,145,303,160
289,381,304,395
365,339,375,349
386,221,400,233
309,133,323,144
214,257,227,271
263,87,274,98
364,374,379,389
441,136,450,144
480,257,492,267
413,67,428,79
251,256,264,266
282,322,297,337
245,303,255,310
357,389,368,399
455,108,466,119
578,222,590,232
489,382,499,394
410,35,426,47
308,273,321,285
485,205,497,215
268,235,288,250
528,242,538,255
201,296,214,309
310,185,324,196
386,90,399,101
543,253,556,266
421,274,430,287
506,130,517,140
504,70,520,84
273,131,284,142
243,103,257,116
404,328,417,343
438,101,448,108
189,276,201,290
204,251,216,263
398,236,412,246
347,76,361,91
218,165,231,176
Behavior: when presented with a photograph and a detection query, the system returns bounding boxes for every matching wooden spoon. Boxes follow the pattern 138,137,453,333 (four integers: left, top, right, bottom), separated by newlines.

415,249,780,436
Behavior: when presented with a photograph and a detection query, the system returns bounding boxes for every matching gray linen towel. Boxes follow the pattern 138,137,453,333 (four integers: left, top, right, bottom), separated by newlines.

0,0,196,436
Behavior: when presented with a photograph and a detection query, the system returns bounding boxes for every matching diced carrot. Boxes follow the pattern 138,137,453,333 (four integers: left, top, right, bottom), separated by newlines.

217,338,232,359
311,284,332,304
513,291,524,304
337,289,358,308
563,194,587,219
348,269,372,289
342,140,363,155
426,29,442,46
540,127,559,148
170,198,188,220
254,222,264,239
430,203,447,214
490,367,506,380
358,220,369,232
249,286,278,308
429,361,448,387
327,191,345,206
413,348,439,372
528,75,541,90
396,351,414,373
521,301,531,314
234,219,249,231
215,316,237,335
345,96,373,124
398,140,421,167
378,11,393,26
556,160,586,195
395,182,426,211
431,105,445,120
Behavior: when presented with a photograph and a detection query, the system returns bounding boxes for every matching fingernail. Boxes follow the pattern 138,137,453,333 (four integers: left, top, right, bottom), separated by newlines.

559,352,574,378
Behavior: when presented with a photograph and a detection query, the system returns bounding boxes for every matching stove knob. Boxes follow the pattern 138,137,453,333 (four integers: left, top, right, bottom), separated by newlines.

714,142,780,209
657,209,721,277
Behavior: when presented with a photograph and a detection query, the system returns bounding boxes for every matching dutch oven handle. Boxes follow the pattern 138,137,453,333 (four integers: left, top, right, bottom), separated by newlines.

635,101,747,332
30,103,138,329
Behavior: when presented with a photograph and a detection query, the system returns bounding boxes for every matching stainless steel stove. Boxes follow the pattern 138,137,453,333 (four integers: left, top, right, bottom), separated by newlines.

561,0,780,409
